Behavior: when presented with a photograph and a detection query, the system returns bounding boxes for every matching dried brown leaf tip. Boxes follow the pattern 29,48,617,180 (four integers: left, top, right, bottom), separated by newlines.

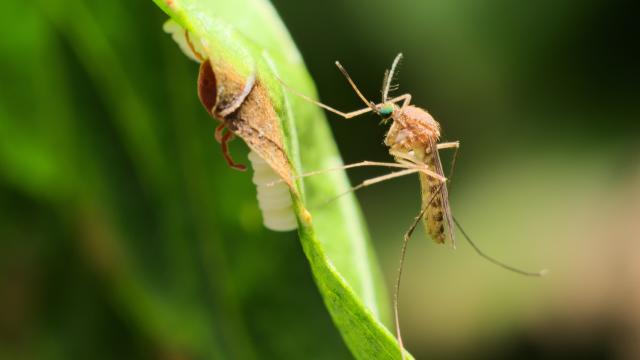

197,59,296,193
164,20,298,230
195,55,299,231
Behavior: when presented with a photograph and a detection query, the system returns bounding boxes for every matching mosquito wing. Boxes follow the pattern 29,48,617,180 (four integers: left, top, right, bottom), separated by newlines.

419,143,455,246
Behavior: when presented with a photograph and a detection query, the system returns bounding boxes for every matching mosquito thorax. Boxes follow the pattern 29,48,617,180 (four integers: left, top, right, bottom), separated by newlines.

384,105,441,153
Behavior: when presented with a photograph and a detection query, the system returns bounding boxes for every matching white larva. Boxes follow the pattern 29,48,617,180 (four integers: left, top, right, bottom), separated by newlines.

163,19,298,232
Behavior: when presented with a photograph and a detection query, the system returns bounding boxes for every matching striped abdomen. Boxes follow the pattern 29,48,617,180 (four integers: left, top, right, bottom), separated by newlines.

419,144,454,245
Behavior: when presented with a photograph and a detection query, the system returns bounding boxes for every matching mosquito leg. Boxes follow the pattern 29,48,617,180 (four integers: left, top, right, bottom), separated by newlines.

400,95,411,110
266,160,417,185
446,142,460,181
389,149,420,165
453,217,547,277
334,61,377,110
389,149,447,183
394,184,444,359
216,72,257,117
313,165,447,209
359,168,419,187
437,141,460,150
436,141,460,181
372,93,413,112
219,130,247,171
434,142,546,276
277,76,375,119
266,160,441,188
416,166,445,183
317,168,421,207
298,160,421,178
279,71,411,120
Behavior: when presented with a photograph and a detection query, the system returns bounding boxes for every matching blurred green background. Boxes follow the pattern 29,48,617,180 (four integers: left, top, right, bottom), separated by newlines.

1,0,638,359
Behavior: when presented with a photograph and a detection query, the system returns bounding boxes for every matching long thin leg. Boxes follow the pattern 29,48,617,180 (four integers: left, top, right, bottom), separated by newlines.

437,141,460,181
299,160,444,181
389,148,447,182
266,160,446,188
316,168,420,208
219,130,247,171
437,141,460,247
334,61,376,110
434,140,546,276
389,149,422,166
396,93,412,112
278,74,412,120
277,77,375,119
447,143,460,182
437,141,460,151
335,58,412,114
394,184,444,359
217,72,257,117
453,217,547,277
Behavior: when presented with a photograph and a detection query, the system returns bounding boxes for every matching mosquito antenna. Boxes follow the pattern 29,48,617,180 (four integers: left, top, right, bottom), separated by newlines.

335,61,377,112
453,217,547,277
383,53,403,102
381,69,390,101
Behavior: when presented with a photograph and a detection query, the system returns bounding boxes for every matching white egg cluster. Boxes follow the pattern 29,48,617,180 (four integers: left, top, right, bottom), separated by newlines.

247,151,297,231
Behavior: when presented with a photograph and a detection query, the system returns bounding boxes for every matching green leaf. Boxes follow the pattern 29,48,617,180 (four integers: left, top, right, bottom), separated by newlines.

152,0,410,358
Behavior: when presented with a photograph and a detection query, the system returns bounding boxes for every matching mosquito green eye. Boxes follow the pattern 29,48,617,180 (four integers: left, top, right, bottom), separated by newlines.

378,105,393,116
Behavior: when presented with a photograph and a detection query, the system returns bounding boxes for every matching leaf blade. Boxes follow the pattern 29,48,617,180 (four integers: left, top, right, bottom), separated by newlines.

152,0,410,358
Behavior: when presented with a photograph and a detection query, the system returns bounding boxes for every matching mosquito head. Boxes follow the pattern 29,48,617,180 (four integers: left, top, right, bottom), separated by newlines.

376,102,397,123
378,103,394,117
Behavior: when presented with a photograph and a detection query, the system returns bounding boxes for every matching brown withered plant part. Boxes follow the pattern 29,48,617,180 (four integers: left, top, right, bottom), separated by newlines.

197,59,296,193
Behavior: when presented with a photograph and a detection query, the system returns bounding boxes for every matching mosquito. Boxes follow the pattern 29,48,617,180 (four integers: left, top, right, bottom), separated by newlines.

279,53,546,358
